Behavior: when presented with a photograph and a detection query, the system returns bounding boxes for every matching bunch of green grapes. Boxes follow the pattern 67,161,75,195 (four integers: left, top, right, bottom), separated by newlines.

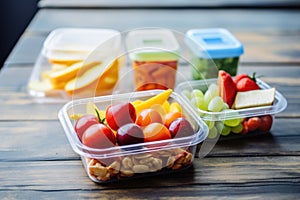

182,83,244,138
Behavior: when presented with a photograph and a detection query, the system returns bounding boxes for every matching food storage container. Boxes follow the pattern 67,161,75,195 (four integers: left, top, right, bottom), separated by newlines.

175,78,287,139
126,28,180,91
185,28,244,80
28,28,122,102
58,90,208,183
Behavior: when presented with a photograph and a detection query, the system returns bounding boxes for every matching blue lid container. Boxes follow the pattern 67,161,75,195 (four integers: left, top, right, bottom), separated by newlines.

185,28,244,59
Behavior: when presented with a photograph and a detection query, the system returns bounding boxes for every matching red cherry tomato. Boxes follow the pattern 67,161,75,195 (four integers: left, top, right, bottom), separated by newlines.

247,117,261,131
259,115,273,132
168,117,194,138
241,120,249,135
75,114,99,141
106,102,136,131
82,124,116,149
143,123,171,143
164,112,184,128
136,108,163,127
117,123,144,146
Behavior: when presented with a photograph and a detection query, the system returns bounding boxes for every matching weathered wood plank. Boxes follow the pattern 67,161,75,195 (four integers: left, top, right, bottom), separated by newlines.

0,119,299,161
0,121,77,162
28,9,300,33
4,34,44,65
0,157,299,192
1,183,299,200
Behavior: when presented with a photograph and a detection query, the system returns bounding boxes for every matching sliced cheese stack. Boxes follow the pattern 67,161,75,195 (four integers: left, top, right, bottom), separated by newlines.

233,88,276,109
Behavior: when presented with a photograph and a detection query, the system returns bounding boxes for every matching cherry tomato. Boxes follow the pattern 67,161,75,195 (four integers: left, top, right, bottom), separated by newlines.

136,108,163,127
75,114,99,141
106,102,136,131
247,117,261,131
259,115,273,132
168,117,194,138
164,111,184,128
143,122,171,143
117,123,144,146
241,120,249,135
82,124,116,149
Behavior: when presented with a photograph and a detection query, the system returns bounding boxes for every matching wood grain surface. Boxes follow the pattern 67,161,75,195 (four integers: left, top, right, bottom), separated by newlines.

0,6,299,200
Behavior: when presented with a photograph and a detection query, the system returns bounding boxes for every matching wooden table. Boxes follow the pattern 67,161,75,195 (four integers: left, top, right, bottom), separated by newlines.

1,4,300,199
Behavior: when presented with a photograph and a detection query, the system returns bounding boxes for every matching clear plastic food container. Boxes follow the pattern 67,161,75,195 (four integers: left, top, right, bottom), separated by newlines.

175,78,287,140
58,90,208,183
126,28,180,91
185,28,244,80
28,28,122,102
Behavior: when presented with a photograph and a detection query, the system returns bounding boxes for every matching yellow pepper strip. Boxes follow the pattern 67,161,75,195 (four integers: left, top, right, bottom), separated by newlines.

162,100,170,113
169,102,182,113
134,89,173,114
70,113,84,121
131,99,144,107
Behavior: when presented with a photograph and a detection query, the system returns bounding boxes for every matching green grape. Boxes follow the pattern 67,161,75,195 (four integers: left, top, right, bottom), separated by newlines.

190,97,201,108
208,96,224,112
222,109,243,127
231,123,243,134
182,90,192,100
224,118,241,127
204,120,215,129
223,102,229,110
191,97,207,111
208,127,218,139
208,83,219,96
221,125,231,136
204,88,218,106
215,121,224,133
191,89,204,99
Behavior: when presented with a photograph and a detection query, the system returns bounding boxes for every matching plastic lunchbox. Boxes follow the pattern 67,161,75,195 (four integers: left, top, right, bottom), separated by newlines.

175,78,287,139
58,90,208,183
185,28,244,80
126,28,180,91
28,28,122,102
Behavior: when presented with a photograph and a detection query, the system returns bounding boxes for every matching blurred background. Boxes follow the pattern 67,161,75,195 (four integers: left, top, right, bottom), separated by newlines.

0,0,39,69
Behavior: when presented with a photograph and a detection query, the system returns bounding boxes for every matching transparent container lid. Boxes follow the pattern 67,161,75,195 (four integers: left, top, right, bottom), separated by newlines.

43,28,121,61
28,28,122,103
126,28,180,62
185,28,244,59
175,78,287,121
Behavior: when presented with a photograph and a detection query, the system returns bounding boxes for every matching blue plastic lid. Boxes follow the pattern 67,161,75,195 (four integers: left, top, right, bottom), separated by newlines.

185,28,244,59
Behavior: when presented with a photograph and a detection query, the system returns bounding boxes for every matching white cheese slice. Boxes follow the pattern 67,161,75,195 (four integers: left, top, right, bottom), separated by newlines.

233,88,276,109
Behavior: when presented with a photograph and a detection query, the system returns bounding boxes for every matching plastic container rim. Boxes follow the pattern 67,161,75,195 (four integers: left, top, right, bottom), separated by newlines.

175,78,288,121
43,28,121,53
58,90,209,159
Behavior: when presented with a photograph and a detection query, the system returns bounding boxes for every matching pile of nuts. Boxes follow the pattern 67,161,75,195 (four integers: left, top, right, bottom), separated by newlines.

88,147,193,182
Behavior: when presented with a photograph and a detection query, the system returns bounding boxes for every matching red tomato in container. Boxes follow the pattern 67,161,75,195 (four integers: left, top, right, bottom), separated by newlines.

136,108,163,127
143,122,171,143
75,114,99,141
106,102,136,131
82,124,116,149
